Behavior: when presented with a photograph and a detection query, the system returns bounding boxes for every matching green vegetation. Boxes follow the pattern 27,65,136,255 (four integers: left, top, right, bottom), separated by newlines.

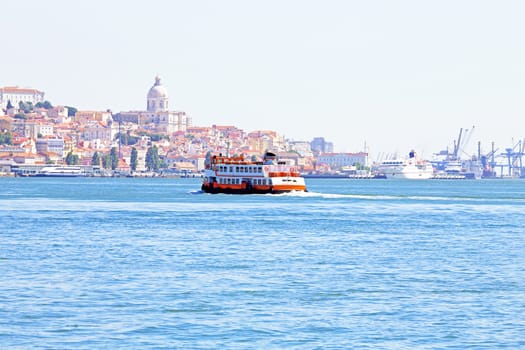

65,151,80,165
110,147,119,170
102,154,112,170
145,145,160,171
65,106,77,117
115,132,140,146
130,147,138,171
0,131,13,145
35,101,53,109
14,113,27,120
19,101,33,113
92,151,101,167
137,131,169,142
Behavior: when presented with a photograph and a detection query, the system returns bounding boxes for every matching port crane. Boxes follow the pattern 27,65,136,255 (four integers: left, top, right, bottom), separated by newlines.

479,141,498,178
500,139,525,177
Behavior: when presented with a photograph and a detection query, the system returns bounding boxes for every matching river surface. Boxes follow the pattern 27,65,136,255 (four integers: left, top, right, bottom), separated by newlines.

1,177,524,349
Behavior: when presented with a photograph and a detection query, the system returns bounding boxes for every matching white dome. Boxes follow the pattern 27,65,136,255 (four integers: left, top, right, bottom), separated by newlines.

147,76,168,99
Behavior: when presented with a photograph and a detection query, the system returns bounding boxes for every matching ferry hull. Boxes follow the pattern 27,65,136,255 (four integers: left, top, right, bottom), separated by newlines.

201,183,306,194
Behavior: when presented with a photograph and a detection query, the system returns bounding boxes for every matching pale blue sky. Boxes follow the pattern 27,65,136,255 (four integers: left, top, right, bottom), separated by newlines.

3,0,525,159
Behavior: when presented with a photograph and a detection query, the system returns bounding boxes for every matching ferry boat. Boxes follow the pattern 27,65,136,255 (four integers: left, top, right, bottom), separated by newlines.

34,166,84,177
376,150,434,180
201,152,307,194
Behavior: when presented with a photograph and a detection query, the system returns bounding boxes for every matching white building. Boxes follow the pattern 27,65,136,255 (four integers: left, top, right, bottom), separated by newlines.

82,121,117,143
115,76,191,134
317,152,369,169
288,141,314,157
0,86,45,111
36,138,65,157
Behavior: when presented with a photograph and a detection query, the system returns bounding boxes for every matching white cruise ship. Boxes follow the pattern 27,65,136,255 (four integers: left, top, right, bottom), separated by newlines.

376,151,434,180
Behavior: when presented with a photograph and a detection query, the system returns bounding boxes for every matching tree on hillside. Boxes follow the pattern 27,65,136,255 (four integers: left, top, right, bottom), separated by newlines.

110,147,119,170
0,131,13,145
6,100,14,110
114,132,139,146
102,154,112,170
35,100,53,109
92,151,101,167
19,101,33,113
145,146,160,171
65,151,80,165
65,106,77,117
130,147,138,172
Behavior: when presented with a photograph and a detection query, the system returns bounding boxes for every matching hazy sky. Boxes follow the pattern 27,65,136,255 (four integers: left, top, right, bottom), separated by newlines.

3,0,525,159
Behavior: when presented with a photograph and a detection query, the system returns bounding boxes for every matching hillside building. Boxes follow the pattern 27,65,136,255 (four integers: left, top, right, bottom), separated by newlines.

115,76,191,134
0,86,45,111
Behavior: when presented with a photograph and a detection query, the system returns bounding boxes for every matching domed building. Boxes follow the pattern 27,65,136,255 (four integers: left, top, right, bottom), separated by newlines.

147,76,169,112
116,76,191,134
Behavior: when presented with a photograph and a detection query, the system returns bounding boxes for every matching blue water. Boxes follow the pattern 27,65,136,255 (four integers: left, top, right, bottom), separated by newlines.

1,177,525,349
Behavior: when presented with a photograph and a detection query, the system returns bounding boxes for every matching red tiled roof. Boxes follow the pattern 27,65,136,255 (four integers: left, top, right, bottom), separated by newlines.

0,86,43,94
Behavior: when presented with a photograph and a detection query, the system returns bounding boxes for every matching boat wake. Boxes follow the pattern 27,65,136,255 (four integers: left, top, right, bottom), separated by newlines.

188,190,205,194
273,191,371,199
187,189,524,204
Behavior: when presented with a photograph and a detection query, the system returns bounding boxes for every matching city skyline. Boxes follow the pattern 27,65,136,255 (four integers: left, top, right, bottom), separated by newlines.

2,0,525,159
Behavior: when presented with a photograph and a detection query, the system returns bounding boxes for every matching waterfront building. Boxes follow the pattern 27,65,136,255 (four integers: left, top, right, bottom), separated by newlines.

317,152,369,169
0,86,45,111
165,153,206,172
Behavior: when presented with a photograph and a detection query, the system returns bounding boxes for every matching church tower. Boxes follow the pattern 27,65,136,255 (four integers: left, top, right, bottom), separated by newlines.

147,76,169,112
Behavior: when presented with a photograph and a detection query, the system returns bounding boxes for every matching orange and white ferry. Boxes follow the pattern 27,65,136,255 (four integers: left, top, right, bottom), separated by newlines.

201,152,307,194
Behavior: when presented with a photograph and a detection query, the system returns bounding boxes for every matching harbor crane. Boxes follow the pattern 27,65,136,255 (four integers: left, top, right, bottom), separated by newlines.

479,141,498,178
500,139,525,177
453,126,475,160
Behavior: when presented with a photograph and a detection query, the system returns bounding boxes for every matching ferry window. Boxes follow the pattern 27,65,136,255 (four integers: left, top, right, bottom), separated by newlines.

227,178,231,184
